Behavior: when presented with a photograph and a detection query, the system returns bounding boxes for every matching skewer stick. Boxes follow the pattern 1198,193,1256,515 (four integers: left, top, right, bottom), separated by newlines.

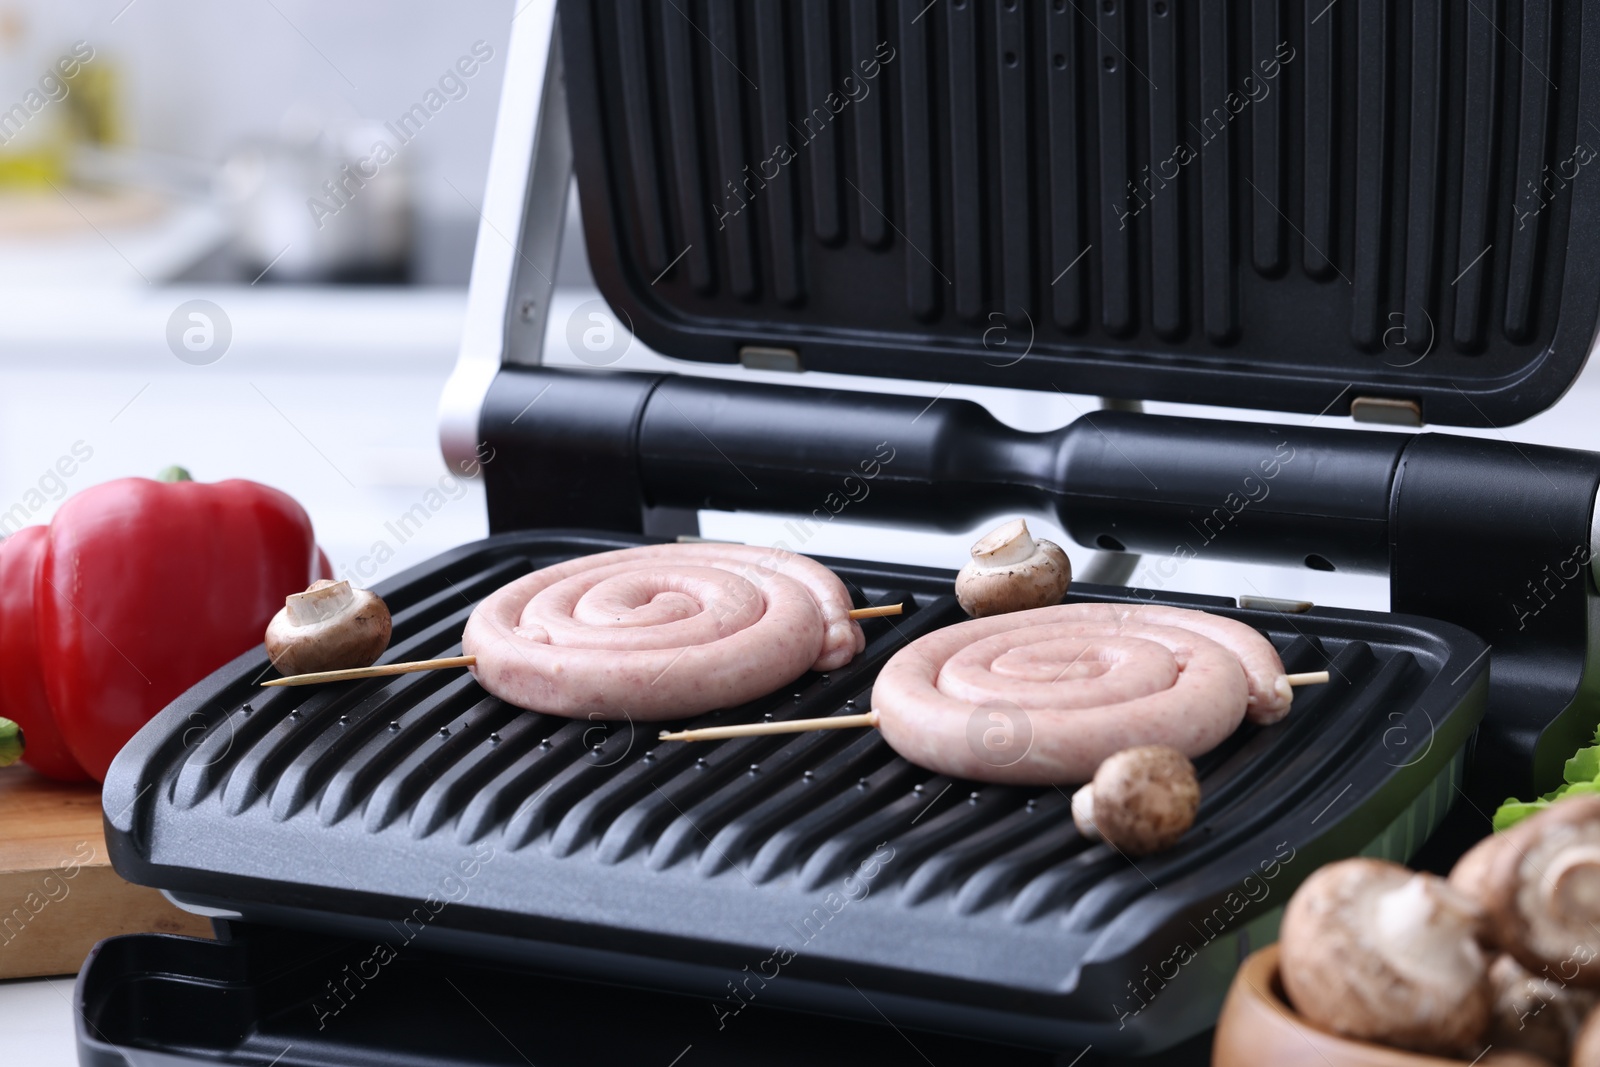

261,655,476,687
848,603,903,620
659,711,880,743
659,673,1333,743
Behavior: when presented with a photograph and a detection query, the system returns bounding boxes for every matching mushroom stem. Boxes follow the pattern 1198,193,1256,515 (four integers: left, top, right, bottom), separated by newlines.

285,579,356,626
1070,782,1100,841
0,717,21,768
970,518,1037,567
1374,875,1486,988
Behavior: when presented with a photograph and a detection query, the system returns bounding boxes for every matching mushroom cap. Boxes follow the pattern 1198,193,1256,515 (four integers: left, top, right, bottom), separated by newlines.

1279,858,1491,1056
1072,745,1199,855
1455,795,1600,988
264,579,392,676
1449,829,1513,943
955,518,1072,618
1485,953,1596,1064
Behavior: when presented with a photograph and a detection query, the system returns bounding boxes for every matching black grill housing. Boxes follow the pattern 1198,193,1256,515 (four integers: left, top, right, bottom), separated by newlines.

103,532,1487,1054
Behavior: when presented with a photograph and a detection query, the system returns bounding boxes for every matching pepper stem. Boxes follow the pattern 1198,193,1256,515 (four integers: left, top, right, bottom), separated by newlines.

157,465,194,483
0,718,23,768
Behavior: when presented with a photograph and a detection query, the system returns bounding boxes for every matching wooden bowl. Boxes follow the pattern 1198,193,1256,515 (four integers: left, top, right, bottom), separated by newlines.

1213,945,1473,1067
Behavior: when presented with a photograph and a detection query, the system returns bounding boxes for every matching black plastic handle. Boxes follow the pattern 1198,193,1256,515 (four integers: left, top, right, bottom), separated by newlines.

485,366,1407,573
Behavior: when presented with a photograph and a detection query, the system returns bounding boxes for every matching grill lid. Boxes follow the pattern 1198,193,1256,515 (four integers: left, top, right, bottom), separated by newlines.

103,532,1488,1054
562,0,1600,426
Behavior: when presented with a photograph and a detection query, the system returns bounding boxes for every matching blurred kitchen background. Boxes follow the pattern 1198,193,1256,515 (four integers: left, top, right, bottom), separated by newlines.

0,0,510,591
0,0,1596,620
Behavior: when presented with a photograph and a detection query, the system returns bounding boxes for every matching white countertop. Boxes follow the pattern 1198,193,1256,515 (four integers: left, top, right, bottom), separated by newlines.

0,977,76,1067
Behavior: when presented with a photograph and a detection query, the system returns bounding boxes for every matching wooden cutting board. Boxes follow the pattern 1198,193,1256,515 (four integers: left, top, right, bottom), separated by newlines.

0,766,210,979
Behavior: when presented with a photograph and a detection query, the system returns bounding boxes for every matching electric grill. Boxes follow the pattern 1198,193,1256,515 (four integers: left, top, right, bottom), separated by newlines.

79,0,1600,1063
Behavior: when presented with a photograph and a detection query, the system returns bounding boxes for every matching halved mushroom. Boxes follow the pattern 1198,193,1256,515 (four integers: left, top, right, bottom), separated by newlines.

1450,795,1600,988
955,518,1071,618
1484,953,1596,1064
265,579,391,676
1279,858,1491,1056
1071,745,1200,856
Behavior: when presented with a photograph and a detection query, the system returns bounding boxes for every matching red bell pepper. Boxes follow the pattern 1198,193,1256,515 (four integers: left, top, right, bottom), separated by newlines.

0,526,86,780
1,468,330,782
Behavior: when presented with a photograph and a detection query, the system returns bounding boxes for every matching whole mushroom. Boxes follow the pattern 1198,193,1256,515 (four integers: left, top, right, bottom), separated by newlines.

264,579,391,676
955,518,1071,618
1278,858,1491,1056
1450,795,1600,988
1071,745,1200,856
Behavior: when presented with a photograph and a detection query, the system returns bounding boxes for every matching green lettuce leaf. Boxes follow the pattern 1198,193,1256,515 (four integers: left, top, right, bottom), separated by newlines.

1493,724,1600,832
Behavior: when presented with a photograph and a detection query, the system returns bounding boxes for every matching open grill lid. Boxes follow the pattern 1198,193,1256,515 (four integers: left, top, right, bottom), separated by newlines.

561,0,1600,426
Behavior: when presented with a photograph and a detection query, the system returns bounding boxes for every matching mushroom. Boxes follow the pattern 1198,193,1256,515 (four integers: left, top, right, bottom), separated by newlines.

1278,858,1491,1056
1450,795,1600,988
1070,745,1200,856
955,518,1071,618
264,579,391,676
1449,827,1514,944
1484,953,1596,1064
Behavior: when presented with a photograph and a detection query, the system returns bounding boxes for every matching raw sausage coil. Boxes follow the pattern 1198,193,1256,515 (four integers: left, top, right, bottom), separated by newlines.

463,544,865,719
873,603,1289,784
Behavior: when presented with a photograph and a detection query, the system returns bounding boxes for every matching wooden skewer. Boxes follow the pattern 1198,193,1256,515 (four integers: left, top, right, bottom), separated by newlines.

257,608,900,689
659,711,880,742
658,673,1332,742
261,655,476,687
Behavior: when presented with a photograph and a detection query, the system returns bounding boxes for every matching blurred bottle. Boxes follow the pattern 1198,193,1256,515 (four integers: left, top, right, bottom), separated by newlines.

0,4,118,188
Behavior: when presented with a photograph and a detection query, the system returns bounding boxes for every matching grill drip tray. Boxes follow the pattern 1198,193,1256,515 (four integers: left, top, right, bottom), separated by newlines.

100,532,1488,1056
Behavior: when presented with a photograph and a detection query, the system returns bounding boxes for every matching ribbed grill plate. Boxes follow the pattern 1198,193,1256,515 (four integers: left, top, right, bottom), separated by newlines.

103,532,1488,1053
563,0,1600,425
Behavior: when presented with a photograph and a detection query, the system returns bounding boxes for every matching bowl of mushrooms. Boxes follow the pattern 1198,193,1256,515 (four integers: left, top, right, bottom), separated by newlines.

1215,795,1600,1067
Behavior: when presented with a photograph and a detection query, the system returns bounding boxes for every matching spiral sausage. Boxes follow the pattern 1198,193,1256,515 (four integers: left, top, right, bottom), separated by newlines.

462,544,865,719
873,602,1288,784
